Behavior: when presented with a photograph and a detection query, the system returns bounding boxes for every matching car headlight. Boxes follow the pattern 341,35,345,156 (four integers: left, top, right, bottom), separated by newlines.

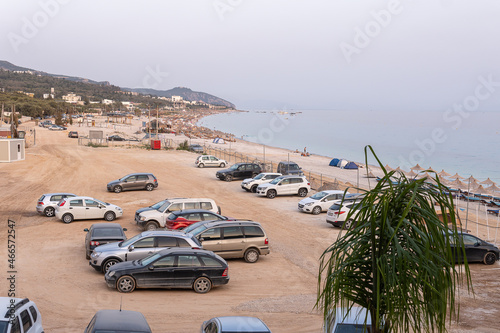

140,216,146,221
116,207,122,211
91,252,101,259
108,271,115,277
305,202,314,206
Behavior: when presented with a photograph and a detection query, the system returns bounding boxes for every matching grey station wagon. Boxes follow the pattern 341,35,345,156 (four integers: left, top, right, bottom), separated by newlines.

107,173,158,193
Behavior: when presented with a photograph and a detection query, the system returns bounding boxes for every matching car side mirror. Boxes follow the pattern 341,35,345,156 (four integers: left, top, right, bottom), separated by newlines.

278,183,282,186
123,228,128,231
475,241,481,247
83,228,89,232
129,245,135,252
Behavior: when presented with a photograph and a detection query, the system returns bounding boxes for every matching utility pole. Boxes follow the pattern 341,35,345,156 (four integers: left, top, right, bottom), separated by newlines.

148,105,151,139
156,105,159,138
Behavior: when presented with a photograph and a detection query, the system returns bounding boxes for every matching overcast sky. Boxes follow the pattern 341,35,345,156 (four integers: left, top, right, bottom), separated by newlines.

2,0,500,111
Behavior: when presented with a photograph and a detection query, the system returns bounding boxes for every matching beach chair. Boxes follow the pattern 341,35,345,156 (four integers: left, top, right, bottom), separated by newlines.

487,209,499,216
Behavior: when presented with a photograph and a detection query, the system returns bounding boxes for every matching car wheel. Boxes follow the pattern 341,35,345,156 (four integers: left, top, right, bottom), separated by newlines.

86,251,91,260
225,175,233,182
103,259,120,272
244,248,260,263
298,188,308,197
312,206,322,215
266,190,276,199
251,185,258,193
344,219,354,229
145,221,159,231
113,185,122,193
484,251,497,265
198,163,205,168
219,163,225,167
145,183,154,191
117,275,136,293
62,213,74,224
193,276,212,293
44,206,55,217
104,211,116,221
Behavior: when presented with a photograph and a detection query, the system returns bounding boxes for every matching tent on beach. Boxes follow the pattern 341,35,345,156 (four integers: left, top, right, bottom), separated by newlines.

343,161,358,169
329,158,340,167
337,159,348,168
212,137,225,144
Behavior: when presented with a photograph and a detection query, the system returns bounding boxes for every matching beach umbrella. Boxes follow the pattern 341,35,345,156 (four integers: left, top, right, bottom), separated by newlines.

426,166,437,173
473,184,490,194
438,169,451,177
449,178,467,188
449,173,464,180
411,164,424,171
481,178,496,186
465,176,479,184
406,170,418,178
384,164,393,171
487,184,500,193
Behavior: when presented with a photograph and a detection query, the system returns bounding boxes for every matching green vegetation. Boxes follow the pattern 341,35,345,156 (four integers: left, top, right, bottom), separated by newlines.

317,146,473,333
176,140,189,151
87,142,108,148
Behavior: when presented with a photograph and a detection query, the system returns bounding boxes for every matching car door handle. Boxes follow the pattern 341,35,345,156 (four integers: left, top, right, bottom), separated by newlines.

86,208,90,209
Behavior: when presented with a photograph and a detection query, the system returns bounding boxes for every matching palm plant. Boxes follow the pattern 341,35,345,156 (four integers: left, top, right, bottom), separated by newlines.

317,146,472,333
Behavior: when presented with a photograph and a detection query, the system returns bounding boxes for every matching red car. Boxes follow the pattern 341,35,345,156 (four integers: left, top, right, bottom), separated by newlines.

166,209,231,230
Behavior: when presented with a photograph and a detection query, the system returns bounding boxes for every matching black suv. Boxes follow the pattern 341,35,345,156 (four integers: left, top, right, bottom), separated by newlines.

216,163,261,182
277,161,303,176
107,173,158,193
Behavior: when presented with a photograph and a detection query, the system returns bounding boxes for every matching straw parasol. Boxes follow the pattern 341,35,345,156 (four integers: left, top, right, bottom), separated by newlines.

426,166,437,173
487,183,500,193
449,178,467,188
411,164,424,171
384,164,393,171
481,178,496,186
473,184,490,194
449,173,464,180
406,170,418,178
464,176,479,184
438,169,451,177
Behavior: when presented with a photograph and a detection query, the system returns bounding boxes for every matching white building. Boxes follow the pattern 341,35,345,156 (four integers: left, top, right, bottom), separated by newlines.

171,96,183,102
102,99,113,105
62,93,82,103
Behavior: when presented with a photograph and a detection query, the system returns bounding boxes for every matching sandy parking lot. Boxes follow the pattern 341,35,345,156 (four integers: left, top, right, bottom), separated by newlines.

1,125,499,332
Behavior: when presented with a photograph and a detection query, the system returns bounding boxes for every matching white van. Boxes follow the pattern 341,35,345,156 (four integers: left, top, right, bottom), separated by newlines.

135,198,220,230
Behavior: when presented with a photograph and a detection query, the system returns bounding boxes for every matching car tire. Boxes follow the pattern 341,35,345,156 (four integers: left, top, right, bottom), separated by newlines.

484,251,497,265
103,258,120,272
193,276,212,293
244,248,260,263
266,190,276,199
251,185,258,193
298,188,308,197
117,275,136,293
220,163,225,167
344,219,354,229
199,163,205,168
86,251,91,260
312,206,322,215
225,175,233,182
104,211,116,221
145,221,159,231
44,206,55,217
145,183,154,191
113,185,122,193
62,213,74,224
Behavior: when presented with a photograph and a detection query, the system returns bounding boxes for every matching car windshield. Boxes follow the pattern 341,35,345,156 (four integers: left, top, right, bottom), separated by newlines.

158,200,172,212
120,233,143,248
254,173,265,180
94,228,124,238
167,212,178,220
329,204,342,210
119,175,130,181
183,222,206,234
94,199,109,206
151,200,167,209
139,252,162,266
228,164,239,170
187,224,209,236
270,177,284,184
311,191,329,200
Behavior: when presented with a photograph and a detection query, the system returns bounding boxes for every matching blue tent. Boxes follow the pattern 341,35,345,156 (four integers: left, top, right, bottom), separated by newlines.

213,137,225,144
344,161,358,169
329,158,340,167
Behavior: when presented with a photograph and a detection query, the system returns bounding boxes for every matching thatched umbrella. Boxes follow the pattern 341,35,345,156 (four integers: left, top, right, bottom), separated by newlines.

426,166,437,173
411,164,424,171
473,184,490,194
406,170,418,178
487,183,500,193
449,178,467,189
438,169,451,177
481,178,496,186
449,173,464,180
384,164,393,171
465,176,479,184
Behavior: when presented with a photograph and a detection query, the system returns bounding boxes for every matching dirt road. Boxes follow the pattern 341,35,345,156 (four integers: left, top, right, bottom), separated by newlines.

0,126,499,332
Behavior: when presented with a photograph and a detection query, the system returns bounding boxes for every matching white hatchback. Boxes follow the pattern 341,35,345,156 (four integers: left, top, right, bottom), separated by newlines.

256,175,311,199
298,190,350,215
55,196,123,223
195,155,227,168
326,200,363,228
241,172,282,193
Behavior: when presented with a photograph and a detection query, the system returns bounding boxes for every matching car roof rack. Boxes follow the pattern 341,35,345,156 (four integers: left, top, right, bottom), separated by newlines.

4,298,30,318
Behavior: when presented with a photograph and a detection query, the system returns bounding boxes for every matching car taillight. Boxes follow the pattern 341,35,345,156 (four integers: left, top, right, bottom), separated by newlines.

334,211,346,215
192,247,201,250
58,200,66,206
90,241,100,246
38,201,44,205
222,268,228,277
264,238,268,245
307,182,310,185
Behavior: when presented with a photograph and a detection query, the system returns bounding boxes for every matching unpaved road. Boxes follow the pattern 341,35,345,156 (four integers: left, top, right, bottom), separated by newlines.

0,127,499,332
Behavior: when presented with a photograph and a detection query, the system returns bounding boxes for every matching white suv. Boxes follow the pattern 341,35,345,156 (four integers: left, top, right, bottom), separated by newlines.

195,155,227,168
0,297,44,333
297,190,350,215
241,173,282,193
256,175,311,199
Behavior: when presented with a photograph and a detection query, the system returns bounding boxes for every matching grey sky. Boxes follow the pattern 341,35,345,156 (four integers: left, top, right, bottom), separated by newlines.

2,0,500,111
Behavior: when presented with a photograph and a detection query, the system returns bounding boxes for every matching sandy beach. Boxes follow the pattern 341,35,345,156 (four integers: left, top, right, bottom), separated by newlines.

1,117,499,332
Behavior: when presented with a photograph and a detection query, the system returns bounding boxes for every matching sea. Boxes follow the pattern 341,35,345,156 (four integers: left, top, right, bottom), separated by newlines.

198,109,500,184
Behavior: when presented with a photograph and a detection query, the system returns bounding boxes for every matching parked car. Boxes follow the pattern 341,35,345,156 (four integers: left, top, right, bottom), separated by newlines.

450,232,500,265
241,172,282,193
324,307,371,333
135,198,169,221
136,198,220,230
84,310,152,333
195,155,227,168
326,200,363,228
84,223,127,259
256,175,311,199
48,125,64,131
216,163,262,182
166,209,231,230
107,173,158,193
0,297,44,333
90,230,202,272
201,316,271,333
277,161,304,176
189,144,204,153
68,131,78,138
108,135,125,141
184,220,269,263
55,196,123,223
298,190,351,215
36,192,76,217
105,248,229,293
